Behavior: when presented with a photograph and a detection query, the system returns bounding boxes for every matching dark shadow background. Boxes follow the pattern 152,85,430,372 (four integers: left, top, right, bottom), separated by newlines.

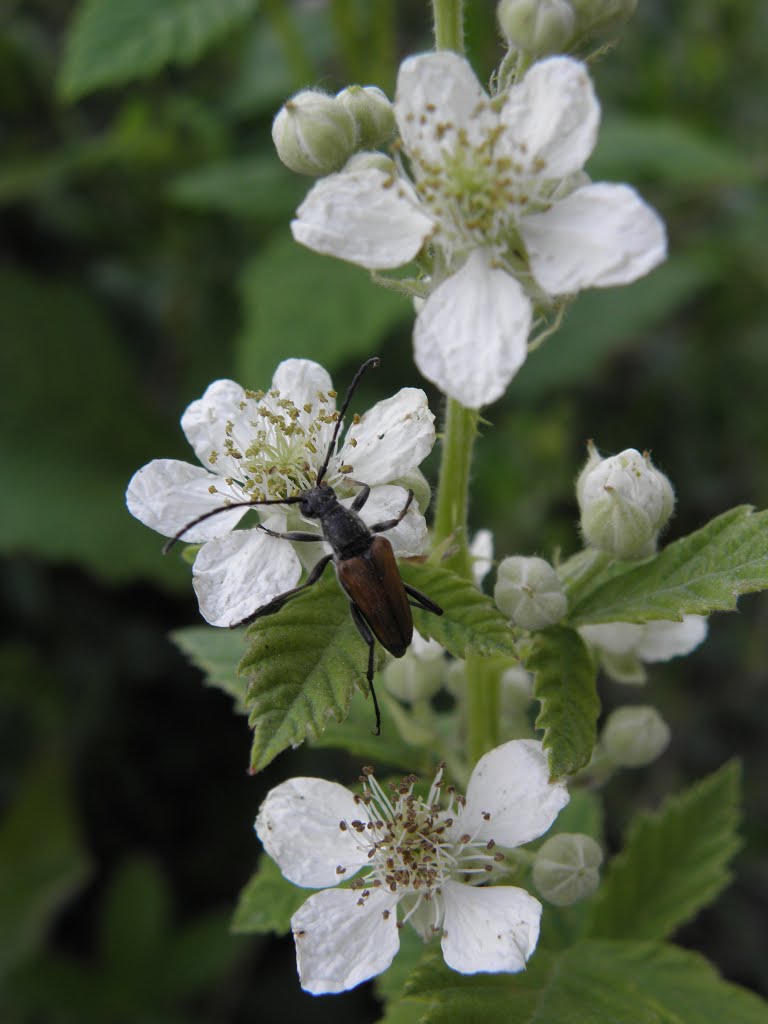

1,1,767,1020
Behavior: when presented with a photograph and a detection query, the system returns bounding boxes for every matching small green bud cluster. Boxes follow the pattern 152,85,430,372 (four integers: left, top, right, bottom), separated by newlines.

272,85,395,177
577,443,675,561
496,0,636,59
494,556,568,631
533,833,603,906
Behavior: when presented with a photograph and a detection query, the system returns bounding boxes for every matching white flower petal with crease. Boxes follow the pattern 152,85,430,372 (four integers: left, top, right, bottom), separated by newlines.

441,880,541,974
523,183,667,294
291,169,434,270
292,888,400,995
192,518,301,627
414,251,532,409
126,459,248,541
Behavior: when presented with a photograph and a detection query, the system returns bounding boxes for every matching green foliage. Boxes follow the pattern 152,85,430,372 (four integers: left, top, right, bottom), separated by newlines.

399,561,519,659
590,113,756,186
235,235,409,387
588,761,742,941
397,940,768,1024
167,155,305,220
232,855,311,936
568,506,768,625
171,625,249,709
240,573,383,773
59,0,260,100
0,269,184,587
529,627,600,779
5,857,244,1021
514,249,717,399
0,757,91,979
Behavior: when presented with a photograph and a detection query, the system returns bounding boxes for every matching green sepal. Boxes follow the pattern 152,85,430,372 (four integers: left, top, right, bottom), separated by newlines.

528,626,600,779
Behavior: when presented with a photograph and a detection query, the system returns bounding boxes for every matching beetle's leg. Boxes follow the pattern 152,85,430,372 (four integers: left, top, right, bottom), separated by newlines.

369,489,414,533
230,553,333,627
256,525,322,543
349,482,370,512
404,583,444,617
348,602,382,735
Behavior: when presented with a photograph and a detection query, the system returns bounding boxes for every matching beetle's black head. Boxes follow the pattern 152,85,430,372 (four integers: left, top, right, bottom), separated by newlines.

298,483,338,519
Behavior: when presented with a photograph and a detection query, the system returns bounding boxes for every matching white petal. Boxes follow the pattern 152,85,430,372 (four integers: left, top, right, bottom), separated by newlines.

291,168,435,270
181,379,248,471
470,529,494,586
271,359,334,411
191,520,301,627
395,52,494,163
522,183,667,295
578,621,643,656
635,615,708,662
126,459,248,541
413,251,532,409
256,777,371,888
440,880,541,974
353,484,428,557
455,739,569,848
340,388,435,483
292,888,400,994
500,57,599,180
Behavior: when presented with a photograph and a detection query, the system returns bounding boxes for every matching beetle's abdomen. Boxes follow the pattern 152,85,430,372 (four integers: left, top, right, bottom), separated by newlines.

336,535,413,657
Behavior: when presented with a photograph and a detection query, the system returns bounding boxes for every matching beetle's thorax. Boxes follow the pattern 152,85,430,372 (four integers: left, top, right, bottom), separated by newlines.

299,484,372,559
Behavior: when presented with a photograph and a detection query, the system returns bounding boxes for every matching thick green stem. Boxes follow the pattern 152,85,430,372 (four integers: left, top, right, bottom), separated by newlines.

433,399,477,579
430,0,500,763
432,0,464,52
466,654,501,766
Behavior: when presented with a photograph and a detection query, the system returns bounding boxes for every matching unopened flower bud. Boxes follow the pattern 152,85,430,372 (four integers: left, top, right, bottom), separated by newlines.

497,0,576,56
494,556,568,630
343,151,397,176
336,85,396,149
571,0,637,39
272,90,356,176
579,615,707,685
533,833,603,906
383,632,444,703
602,705,671,767
577,444,675,560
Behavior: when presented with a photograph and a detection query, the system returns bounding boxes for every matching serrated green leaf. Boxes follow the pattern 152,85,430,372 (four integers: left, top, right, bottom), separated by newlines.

170,625,248,710
240,574,385,773
403,940,768,1024
235,235,409,387
587,760,742,941
399,562,518,659
568,506,768,625
59,0,259,101
528,627,599,779
231,856,311,936
167,155,304,221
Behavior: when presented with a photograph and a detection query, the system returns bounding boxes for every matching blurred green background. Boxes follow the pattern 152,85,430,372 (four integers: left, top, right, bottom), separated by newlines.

1,1,767,1020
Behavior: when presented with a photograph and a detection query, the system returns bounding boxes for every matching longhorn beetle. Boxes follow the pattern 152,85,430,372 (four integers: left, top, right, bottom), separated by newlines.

164,357,443,734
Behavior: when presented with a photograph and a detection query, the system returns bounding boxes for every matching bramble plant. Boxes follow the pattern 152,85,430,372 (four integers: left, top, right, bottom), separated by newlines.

118,0,768,1019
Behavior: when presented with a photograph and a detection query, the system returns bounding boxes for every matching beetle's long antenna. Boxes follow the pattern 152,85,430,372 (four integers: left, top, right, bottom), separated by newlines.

162,496,303,554
316,356,380,485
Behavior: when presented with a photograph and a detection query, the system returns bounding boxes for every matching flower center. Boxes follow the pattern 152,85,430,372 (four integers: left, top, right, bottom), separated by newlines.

208,386,340,503
340,767,504,931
